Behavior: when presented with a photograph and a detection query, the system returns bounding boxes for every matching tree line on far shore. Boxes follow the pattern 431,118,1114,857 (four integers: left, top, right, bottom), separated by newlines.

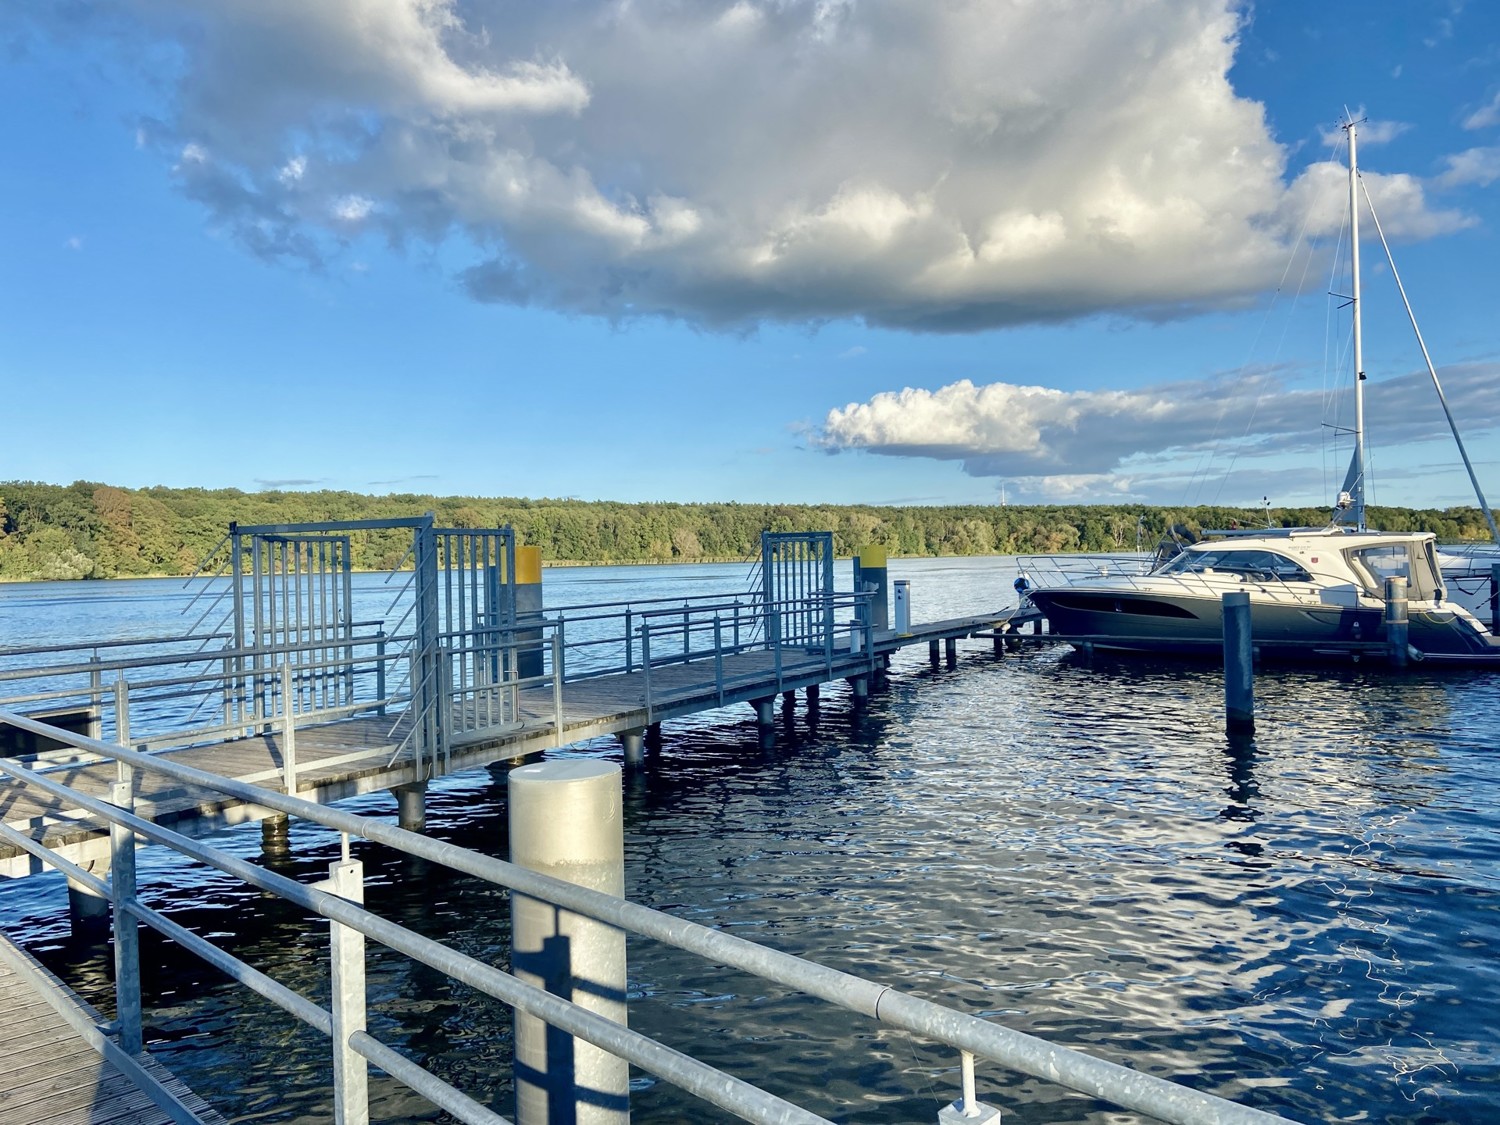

1,479,1496,582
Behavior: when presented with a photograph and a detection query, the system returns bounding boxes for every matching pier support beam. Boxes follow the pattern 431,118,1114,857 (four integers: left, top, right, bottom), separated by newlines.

751,697,776,749
261,814,291,859
67,868,110,939
929,640,940,668
618,728,645,769
393,781,428,833
644,722,662,751
1385,576,1410,668
509,761,628,1125
944,637,958,670
782,690,796,713
1222,592,1255,734
848,676,869,708
806,684,820,709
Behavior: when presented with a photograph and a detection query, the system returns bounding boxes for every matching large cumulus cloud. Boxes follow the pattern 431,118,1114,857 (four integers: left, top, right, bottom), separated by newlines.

19,0,1468,330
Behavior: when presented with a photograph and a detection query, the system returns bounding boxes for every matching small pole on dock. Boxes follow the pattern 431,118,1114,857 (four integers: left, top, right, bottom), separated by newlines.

109,778,142,1055
1384,576,1410,669
328,856,369,1125
509,761,629,1125
894,579,911,634
1222,591,1254,734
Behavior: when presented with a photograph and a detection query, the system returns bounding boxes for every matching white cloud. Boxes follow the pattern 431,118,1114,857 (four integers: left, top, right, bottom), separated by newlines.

817,364,1500,502
1437,146,1500,188
1464,92,1500,130
43,0,1472,330
332,194,375,222
65,236,83,251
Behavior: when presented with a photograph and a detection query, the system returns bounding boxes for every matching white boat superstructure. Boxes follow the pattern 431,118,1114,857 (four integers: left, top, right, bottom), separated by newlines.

1021,528,1500,663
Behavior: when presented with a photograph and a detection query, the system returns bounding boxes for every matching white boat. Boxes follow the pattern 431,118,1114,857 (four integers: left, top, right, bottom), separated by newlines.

1022,118,1500,665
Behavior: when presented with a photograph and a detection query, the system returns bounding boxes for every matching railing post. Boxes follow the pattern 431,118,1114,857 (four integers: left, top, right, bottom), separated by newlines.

113,676,131,750
552,632,565,749
624,607,633,674
88,654,103,735
438,644,453,771
328,857,369,1125
280,665,299,795
641,625,653,724
713,616,724,706
937,1050,1002,1123
375,631,388,717
109,778,142,1056
509,761,629,1125
221,646,234,729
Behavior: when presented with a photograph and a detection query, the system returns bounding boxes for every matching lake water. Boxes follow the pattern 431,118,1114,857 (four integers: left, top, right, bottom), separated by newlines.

1,557,1497,1123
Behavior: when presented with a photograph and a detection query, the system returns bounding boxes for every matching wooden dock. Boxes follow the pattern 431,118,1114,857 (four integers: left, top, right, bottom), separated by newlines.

0,932,225,1125
1,612,1030,880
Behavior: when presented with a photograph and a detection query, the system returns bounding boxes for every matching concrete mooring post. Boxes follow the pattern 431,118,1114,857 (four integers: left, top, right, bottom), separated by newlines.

509,761,628,1125
1222,591,1254,734
1385,575,1410,668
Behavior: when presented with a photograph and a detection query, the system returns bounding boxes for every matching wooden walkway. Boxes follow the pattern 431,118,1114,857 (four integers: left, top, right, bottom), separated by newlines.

0,612,1027,879
0,933,225,1125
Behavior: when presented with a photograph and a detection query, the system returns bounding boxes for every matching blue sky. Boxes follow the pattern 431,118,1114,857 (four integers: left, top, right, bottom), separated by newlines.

3,1,1498,512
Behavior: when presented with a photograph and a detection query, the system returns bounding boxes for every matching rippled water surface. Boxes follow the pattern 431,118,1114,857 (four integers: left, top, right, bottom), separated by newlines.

2,558,1498,1123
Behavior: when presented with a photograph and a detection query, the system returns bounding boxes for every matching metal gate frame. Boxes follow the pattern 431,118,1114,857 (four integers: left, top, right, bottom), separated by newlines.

229,517,517,777
760,531,835,651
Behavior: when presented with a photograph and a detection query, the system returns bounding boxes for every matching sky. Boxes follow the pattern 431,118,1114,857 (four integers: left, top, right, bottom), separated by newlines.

3,0,1499,512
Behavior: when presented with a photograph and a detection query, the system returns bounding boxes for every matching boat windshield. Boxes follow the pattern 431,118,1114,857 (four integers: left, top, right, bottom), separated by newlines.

1345,542,1445,601
1157,548,1312,582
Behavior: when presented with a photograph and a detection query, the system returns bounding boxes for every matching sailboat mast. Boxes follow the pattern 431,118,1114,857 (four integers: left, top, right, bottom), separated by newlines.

1346,118,1367,531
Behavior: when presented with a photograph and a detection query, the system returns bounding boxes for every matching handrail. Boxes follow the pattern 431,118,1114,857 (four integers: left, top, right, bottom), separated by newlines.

0,708,1301,1125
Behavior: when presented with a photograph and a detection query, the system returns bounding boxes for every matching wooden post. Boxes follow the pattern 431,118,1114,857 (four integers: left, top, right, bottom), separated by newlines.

1222,592,1254,734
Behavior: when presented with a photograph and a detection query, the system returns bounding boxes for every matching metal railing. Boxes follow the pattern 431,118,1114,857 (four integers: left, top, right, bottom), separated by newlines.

0,708,1300,1125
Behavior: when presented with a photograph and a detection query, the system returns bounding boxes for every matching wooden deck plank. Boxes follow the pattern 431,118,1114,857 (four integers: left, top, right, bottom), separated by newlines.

0,935,228,1125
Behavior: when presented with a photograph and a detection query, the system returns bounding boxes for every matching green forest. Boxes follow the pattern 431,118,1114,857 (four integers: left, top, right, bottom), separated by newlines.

1,479,1496,581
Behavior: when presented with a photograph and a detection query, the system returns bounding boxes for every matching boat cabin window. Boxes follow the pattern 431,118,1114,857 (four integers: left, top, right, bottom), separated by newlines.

1346,543,1445,601
1158,548,1312,582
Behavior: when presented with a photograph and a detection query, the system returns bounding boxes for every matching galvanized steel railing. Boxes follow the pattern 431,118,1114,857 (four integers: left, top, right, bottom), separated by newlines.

0,709,1301,1125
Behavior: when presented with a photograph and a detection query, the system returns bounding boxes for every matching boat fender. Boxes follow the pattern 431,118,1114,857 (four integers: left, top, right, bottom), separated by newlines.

1407,644,1425,663
1013,575,1031,597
